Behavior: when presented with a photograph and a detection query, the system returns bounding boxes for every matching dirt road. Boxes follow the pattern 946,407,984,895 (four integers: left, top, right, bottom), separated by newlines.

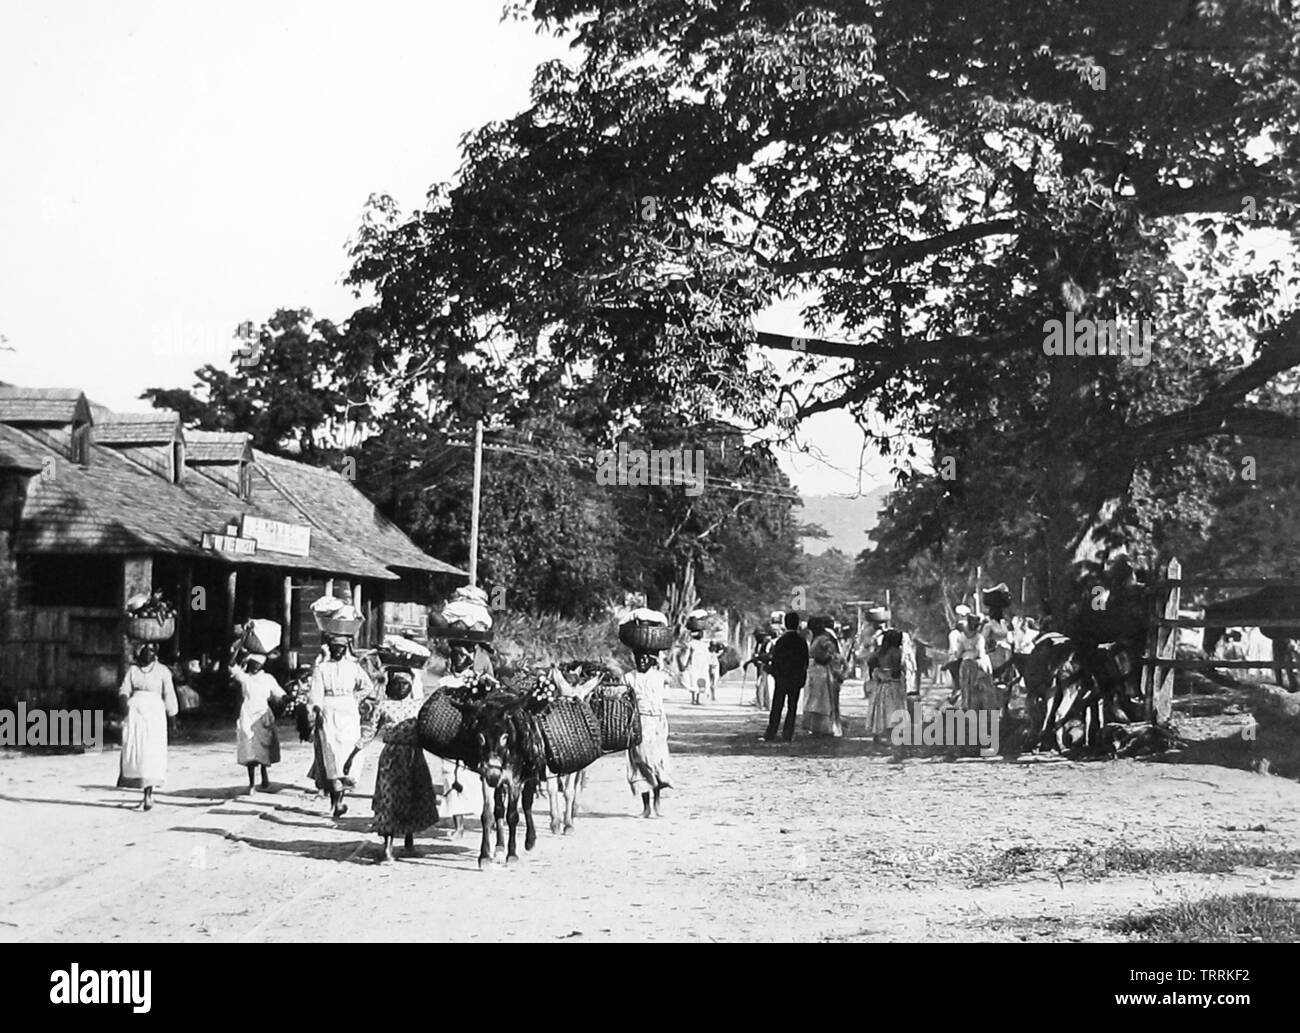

3,673,1299,942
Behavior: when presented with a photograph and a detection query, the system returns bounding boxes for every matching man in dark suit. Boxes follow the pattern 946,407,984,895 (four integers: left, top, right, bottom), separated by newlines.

765,611,809,742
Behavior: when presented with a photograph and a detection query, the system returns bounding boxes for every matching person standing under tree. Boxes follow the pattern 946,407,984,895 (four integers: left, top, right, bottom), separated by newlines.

946,604,973,704
866,629,909,760
744,622,776,709
980,584,1017,713
765,611,809,742
802,616,845,738
233,653,284,794
117,642,179,811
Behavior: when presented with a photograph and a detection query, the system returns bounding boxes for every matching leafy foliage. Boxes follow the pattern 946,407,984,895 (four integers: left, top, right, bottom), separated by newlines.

348,0,1300,616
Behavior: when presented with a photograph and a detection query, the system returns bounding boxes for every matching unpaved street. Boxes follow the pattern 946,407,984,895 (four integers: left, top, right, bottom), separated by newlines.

3,673,1299,943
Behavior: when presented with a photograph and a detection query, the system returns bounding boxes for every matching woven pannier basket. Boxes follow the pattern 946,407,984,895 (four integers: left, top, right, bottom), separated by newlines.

586,685,643,752
536,696,602,774
126,616,175,642
416,691,479,767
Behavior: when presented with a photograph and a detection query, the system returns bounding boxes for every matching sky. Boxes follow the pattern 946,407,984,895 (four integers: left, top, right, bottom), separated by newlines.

0,0,887,499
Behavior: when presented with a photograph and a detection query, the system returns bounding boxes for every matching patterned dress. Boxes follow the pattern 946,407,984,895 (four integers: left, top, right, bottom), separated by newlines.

865,643,908,736
802,633,845,737
358,695,439,837
954,629,1000,711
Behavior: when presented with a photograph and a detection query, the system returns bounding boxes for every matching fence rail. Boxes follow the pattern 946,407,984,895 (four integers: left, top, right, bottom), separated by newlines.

1155,616,1300,629
1149,577,1300,590
1141,557,1299,724
1149,657,1284,670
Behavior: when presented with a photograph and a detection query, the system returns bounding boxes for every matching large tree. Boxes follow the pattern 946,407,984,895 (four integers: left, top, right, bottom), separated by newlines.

348,0,1300,616
144,312,807,618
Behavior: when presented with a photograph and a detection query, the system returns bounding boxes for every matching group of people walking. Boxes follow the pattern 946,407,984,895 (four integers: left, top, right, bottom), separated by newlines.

753,606,915,745
742,592,1038,753
943,584,1036,714
113,606,678,860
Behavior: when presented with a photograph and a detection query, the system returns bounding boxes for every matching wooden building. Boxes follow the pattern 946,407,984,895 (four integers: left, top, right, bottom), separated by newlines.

0,384,465,707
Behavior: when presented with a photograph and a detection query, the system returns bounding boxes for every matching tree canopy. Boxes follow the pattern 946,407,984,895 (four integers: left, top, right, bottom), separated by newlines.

346,0,1299,617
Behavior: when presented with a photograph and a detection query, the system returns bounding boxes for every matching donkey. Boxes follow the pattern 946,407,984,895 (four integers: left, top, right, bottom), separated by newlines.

471,692,548,868
1202,586,1300,691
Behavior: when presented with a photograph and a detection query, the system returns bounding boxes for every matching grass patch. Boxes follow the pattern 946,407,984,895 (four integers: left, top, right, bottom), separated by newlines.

971,843,1300,886
1113,893,1300,942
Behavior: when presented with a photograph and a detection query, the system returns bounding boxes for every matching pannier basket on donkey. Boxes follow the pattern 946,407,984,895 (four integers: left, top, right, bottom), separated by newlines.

585,683,643,752
415,690,481,768
535,696,603,774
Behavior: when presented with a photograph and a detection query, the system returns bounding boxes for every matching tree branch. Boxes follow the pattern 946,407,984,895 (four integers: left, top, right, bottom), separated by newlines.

768,219,1019,276
1130,314,1300,456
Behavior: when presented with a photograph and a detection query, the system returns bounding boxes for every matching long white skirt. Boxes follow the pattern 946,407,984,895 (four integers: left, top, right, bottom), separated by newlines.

236,704,280,767
628,712,672,795
311,700,360,785
118,693,168,789
439,758,484,817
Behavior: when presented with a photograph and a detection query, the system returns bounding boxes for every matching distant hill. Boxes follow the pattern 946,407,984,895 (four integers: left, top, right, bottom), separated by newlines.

798,488,890,557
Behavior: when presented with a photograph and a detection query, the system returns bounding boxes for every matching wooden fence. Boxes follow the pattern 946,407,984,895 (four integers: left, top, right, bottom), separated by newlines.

0,606,122,706
1140,558,1300,722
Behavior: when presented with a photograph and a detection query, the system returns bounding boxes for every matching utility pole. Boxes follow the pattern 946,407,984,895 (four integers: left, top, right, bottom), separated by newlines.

468,420,483,587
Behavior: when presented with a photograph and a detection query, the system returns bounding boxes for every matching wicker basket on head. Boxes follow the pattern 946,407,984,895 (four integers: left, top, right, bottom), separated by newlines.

585,684,643,752
126,616,175,642
535,696,602,774
416,691,479,767
618,621,673,653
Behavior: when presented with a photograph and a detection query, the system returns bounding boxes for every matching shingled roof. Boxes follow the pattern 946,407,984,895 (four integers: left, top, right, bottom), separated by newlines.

93,412,182,445
186,430,253,463
0,387,92,426
253,451,463,575
1,386,466,581
0,424,47,472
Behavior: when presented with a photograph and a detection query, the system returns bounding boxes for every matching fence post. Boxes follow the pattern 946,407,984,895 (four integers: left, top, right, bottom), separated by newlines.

1141,588,1158,721
1151,557,1181,724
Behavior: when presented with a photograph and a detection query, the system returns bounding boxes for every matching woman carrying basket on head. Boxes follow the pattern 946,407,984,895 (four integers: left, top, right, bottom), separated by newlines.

620,610,674,818
117,642,179,811
308,634,372,819
434,638,490,839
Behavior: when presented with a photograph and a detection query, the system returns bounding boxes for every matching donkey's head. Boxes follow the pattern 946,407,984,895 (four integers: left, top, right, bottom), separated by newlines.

473,695,545,789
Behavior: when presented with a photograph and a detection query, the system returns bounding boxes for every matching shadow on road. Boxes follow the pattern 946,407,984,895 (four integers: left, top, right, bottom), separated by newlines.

0,791,153,811
172,823,375,863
